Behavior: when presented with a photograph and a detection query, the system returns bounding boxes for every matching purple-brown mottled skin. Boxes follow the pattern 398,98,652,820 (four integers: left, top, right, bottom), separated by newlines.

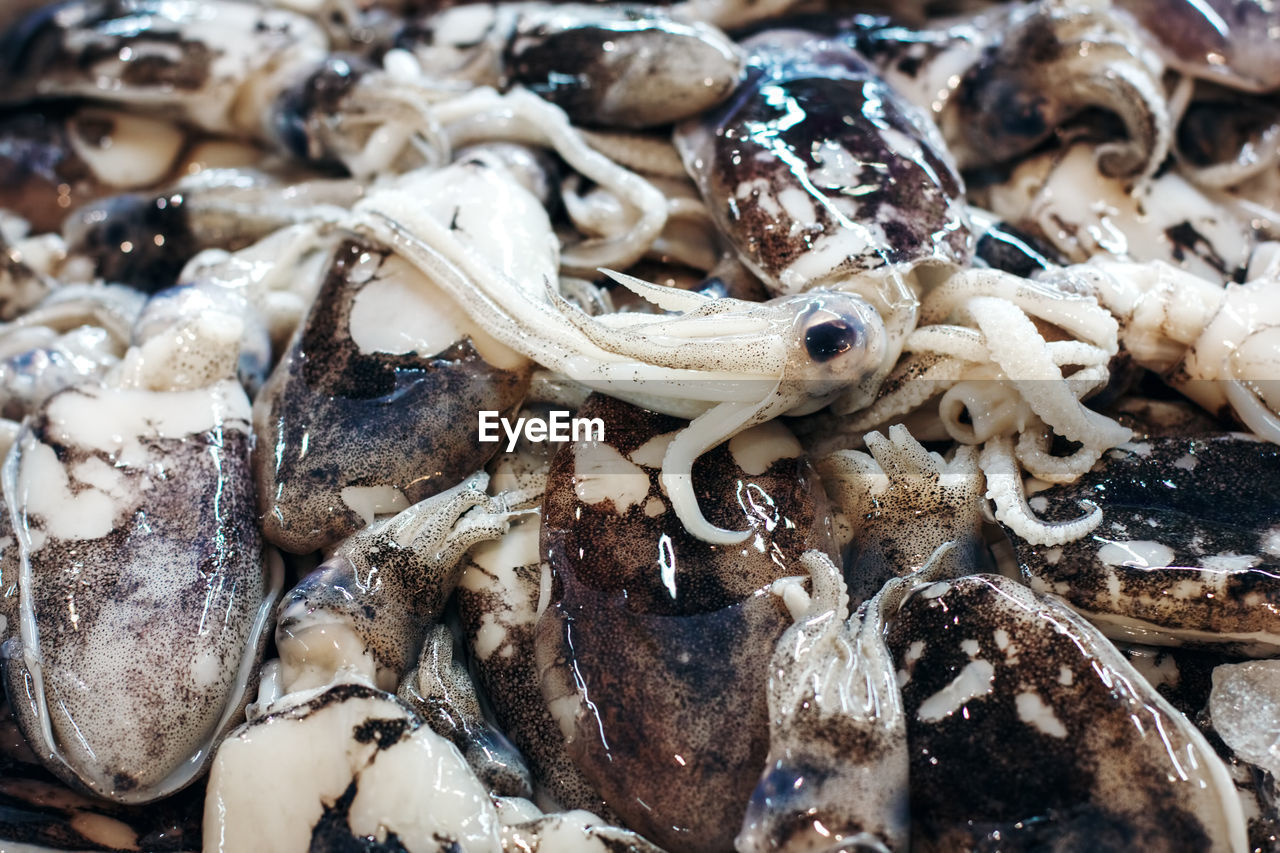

1006,434,1280,653
1118,0,1280,92
254,235,529,554
676,30,969,297
890,575,1235,851
536,393,838,852
2,383,269,802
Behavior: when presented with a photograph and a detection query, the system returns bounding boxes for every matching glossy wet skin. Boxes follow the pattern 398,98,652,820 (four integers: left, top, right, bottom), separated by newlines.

205,682,502,852
677,31,970,296
1005,433,1280,653
0,0,328,136
0,712,207,853
889,574,1244,852
536,393,838,852
397,623,532,799
254,234,529,554
0,0,1278,847
1,381,271,803
397,3,742,130
458,518,617,817
0,109,103,234
1117,0,1280,92
506,5,742,129
821,427,987,607
952,3,1166,178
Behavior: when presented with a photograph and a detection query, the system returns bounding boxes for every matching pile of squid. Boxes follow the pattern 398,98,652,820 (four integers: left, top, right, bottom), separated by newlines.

2,0,1280,849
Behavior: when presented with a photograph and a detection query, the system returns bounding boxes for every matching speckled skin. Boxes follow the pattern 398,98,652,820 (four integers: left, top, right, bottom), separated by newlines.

457,419,622,817
457,517,618,818
740,549,914,853
398,623,533,798
1120,644,1280,853
890,574,1244,852
254,235,529,554
536,393,838,852
950,2,1166,179
276,474,514,691
505,5,742,129
820,427,987,607
675,31,970,297
206,681,495,852
64,174,366,295
1,382,272,803
0,509,18,645
399,4,742,130
0,701,207,853
0,0,327,135
1005,434,1280,654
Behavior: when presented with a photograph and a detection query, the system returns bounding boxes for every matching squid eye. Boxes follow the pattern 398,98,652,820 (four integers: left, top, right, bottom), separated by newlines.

804,317,862,363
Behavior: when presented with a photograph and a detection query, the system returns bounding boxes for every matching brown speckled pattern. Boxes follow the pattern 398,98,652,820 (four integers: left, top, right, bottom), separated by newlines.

3,384,266,801
457,517,619,819
890,574,1237,852
1006,434,1280,651
536,393,837,852
821,432,987,607
507,10,741,129
677,32,970,296
276,474,506,686
0,0,321,133
0,506,16,645
254,235,529,554
1115,0,1280,91
397,623,532,798
0,703,206,853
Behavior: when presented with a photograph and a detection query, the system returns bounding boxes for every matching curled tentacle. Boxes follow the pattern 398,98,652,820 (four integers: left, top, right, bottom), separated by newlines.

961,295,1130,449
975,141,1254,281
1013,417,1109,484
1056,255,1280,442
980,436,1102,546
840,352,973,439
921,266,1119,354
428,87,668,272
948,1,1170,182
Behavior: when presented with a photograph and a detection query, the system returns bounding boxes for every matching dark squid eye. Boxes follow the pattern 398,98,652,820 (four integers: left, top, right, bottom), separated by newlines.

804,318,861,363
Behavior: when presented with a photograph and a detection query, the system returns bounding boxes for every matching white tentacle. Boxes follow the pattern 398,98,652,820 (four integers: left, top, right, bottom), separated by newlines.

980,437,1103,546
432,88,668,272
662,392,791,544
